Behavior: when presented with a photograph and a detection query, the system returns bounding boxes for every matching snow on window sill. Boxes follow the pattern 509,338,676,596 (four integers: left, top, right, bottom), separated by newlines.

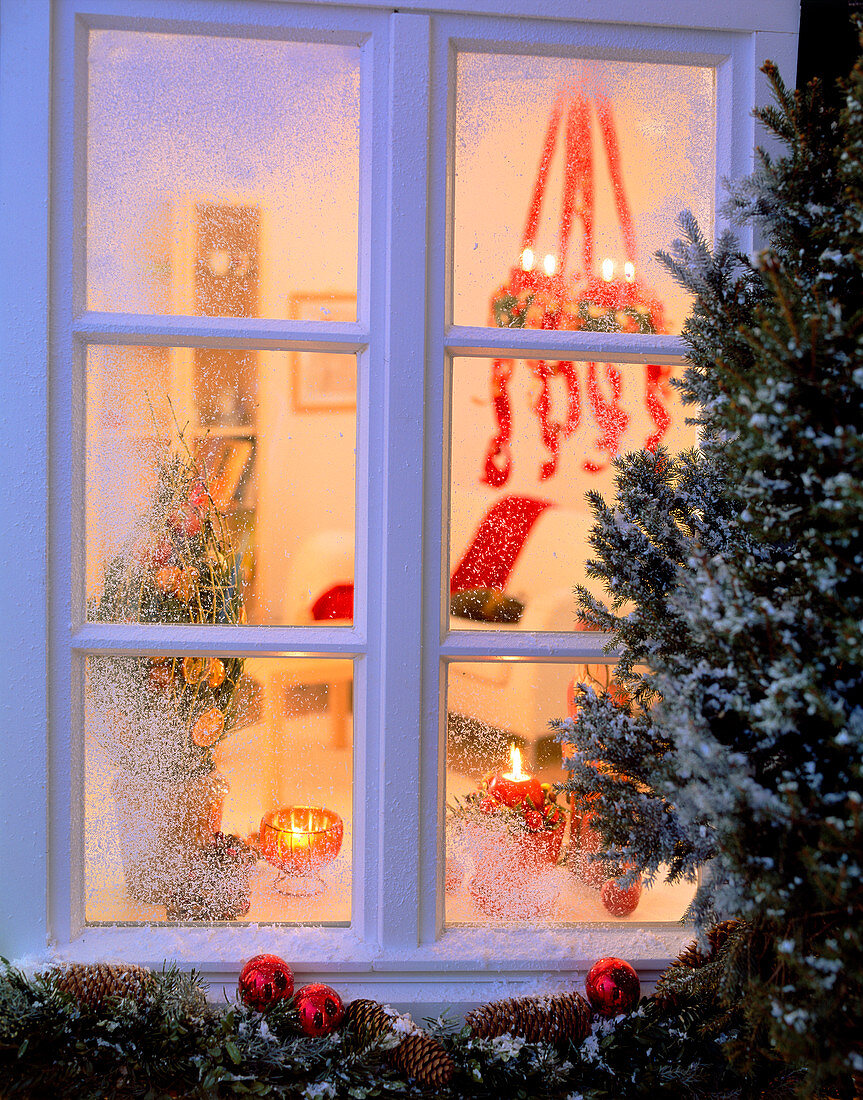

30,921,692,1007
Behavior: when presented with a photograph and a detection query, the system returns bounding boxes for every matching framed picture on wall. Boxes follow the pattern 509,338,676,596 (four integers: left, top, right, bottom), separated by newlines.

288,292,357,411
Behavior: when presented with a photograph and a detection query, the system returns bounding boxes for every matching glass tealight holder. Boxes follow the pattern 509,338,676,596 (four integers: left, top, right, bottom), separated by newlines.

259,806,343,896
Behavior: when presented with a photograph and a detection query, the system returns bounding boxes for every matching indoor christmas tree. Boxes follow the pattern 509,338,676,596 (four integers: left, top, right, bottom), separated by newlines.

557,51,863,1095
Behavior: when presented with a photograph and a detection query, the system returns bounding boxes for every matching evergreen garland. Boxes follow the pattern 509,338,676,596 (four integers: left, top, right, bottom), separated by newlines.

0,961,805,1099
555,42,863,1098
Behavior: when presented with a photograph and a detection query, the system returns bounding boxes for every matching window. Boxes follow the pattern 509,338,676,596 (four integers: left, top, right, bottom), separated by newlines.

1,0,799,1005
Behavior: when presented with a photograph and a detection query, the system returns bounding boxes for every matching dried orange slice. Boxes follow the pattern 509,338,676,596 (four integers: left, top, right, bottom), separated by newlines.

176,567,199,603
182,656,208,685
191,707,225,747
154,566,181,594
207,658,226,688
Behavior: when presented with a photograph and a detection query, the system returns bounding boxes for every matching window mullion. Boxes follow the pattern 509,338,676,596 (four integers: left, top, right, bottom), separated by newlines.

416,17,451,947
374,10,432,953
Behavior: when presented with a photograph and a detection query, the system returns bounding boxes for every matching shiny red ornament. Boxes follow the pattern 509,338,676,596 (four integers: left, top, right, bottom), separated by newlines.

585,957,640,1016
294,982,345,1037
601,875,642,917
238,954,294,1012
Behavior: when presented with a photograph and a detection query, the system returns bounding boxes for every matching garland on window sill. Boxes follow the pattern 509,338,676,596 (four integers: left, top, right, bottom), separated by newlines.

0,957,834,1099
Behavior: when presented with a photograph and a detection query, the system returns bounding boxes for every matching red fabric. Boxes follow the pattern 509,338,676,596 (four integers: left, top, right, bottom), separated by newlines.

450,495,554,593
311,584,354,621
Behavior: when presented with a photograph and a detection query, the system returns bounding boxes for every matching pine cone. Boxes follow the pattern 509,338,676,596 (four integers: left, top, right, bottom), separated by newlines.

346,999,455,1087
345,997,393,1041
392,1031,455,1088
653,919,742,1010
465,990,592,1044
671,919,741,973
44,963,154,1009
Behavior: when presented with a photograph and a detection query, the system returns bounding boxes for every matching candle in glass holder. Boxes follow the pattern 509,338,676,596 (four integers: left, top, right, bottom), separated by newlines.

487,744,544,810
259,807,343,876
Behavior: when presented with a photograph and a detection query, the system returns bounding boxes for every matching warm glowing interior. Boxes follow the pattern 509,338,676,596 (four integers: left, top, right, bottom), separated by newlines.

85,656,353,924
445,662,698,926
84,31,712,927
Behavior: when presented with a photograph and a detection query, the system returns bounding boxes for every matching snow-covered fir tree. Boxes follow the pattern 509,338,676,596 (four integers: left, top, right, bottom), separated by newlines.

557,54,863,1093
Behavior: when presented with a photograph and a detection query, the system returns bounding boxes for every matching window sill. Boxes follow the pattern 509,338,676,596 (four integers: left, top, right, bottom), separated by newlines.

44,922,690,1010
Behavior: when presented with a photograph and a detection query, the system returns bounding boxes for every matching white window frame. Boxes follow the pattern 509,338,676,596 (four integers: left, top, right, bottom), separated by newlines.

0,0,799,1009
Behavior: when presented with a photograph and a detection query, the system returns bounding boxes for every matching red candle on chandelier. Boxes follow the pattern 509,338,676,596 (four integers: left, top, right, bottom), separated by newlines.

487,743,544,810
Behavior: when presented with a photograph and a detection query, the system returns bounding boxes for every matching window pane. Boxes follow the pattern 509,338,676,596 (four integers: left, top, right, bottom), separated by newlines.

448,358,698,627
85,345,357,626
85,655,352,924
445,661,695,925
453,54,715,333
87,31,359,318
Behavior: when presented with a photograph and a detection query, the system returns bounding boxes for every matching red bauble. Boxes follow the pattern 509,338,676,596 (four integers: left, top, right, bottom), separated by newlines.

294,983,345,1037
238,954,294,1011
601,876,642,917
585,957,640,1016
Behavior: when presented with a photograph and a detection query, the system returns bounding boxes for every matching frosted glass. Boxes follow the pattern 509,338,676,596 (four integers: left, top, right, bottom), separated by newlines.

85,655,353,925
454,54,715,334
445,661,695,925
85,345,357,626
448,358,699,627
87,31,359,317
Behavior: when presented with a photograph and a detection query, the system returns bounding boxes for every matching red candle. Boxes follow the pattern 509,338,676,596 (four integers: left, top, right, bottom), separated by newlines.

487,744,544,810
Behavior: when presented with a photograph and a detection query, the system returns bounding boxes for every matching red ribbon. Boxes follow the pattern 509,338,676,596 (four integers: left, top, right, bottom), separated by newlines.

532,360,582,480
583,363,630,473
644,363,672,451
483,358,515,488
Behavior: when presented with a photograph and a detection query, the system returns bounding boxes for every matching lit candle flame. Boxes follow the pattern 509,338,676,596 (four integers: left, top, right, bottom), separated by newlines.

542,253,557,276
624,261,635,282
504,742,526,781
601,258,614,282
521,247,535,272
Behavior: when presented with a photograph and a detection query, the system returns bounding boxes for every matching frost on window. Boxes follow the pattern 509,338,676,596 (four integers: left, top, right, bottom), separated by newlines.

453,54,715,334
85,654,353,924
85,344,357,626
445,662,696,925
447,358,699,628
86,30,359,317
